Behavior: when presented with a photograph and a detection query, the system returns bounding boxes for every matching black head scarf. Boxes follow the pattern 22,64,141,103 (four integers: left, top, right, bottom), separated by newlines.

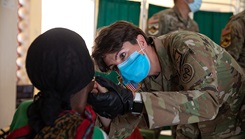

25,28,94,134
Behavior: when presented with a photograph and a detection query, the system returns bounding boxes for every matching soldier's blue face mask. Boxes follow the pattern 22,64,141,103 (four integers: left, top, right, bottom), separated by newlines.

117,39,150,85
188,0,202,13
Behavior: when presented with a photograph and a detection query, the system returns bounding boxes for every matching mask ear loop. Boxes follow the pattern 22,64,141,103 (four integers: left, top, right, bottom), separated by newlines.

136,39,146,55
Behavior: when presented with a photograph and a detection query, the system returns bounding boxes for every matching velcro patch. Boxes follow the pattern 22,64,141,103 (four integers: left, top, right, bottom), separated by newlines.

118,76,141,93
181,63,194,83
147,15,160,35
221,23,232,36
220,23,232,48
148,15,159,24
148,23,159,35
220,35,231,48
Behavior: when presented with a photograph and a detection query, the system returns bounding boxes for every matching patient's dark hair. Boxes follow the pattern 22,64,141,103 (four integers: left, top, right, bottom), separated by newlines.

25,28,94,138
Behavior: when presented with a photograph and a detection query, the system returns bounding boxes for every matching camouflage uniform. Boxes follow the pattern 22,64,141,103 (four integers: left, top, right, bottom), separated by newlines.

142,30,245,138
146,6,199,37
220,10,245,70
108,30,245,139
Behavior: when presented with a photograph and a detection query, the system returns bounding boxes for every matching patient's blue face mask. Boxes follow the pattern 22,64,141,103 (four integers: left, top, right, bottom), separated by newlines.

117,40,150,85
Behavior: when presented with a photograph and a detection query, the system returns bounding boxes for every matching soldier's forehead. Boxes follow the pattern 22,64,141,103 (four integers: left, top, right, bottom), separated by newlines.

103,52,117,65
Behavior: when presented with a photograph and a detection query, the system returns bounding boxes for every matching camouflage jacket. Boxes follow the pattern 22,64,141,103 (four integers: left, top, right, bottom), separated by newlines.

141,30,245,138
146,6,199,37
106,31,245,139
220,10,245,69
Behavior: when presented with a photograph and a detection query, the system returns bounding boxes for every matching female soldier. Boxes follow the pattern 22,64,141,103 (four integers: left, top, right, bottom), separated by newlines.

89,21,245,138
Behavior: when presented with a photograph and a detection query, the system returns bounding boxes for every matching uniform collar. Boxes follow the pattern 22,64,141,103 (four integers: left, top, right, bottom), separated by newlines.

173,6,190,25
143,37,175,91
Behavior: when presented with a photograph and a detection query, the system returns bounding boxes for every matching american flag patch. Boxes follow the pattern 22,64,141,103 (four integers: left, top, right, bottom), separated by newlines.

125,82,141,93
117,76,141,93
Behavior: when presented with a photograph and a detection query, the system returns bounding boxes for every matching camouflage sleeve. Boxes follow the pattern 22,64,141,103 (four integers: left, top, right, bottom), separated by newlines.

146,13,167,37
141,89,219,129
141,31,223,129
106,113,146,139
159,14,169,35
193,21,199,32
187,19,199,33
225,21,244,60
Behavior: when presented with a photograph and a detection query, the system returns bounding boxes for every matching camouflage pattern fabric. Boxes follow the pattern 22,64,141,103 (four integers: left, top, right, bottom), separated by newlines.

141,30,245,138
220,10,245,70
146,6,199,37
107,113,145,139
102,30,245,139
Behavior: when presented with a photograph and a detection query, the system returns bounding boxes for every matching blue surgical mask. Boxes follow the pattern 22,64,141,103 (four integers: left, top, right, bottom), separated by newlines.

188,0,202,13
117,40,150,85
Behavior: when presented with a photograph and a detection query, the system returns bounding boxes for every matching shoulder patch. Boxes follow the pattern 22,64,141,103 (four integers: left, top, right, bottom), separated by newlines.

181,63,194,83
221,23,232,36
220,23,232,48
118,76,141,93
147,23,159,35
147,15,160,35
148,15,160,24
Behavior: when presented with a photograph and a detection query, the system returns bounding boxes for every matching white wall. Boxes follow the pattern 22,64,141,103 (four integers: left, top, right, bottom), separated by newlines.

0,0,18,128
0,0,95,128
42,0,95,54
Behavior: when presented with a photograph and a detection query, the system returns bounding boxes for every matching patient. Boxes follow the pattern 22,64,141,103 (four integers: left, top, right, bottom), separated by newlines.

7,28,107,139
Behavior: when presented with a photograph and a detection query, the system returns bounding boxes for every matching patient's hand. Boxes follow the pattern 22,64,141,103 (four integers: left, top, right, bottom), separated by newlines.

91,81,108,93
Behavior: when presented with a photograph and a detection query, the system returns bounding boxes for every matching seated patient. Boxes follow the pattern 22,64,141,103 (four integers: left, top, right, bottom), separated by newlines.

7,28,108,139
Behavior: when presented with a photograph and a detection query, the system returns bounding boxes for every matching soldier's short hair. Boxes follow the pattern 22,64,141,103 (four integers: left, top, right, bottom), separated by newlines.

92,20,151,72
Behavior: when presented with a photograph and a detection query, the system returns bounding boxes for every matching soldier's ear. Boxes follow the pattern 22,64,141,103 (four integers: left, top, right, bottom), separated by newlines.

136,34,147,48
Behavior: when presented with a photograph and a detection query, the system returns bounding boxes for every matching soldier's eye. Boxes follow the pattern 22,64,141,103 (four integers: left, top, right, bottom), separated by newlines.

119,52,126,60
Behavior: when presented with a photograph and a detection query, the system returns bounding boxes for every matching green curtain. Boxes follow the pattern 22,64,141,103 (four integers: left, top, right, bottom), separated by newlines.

97,2,233,44
97,0,141,29
96,0,140,84
95,71,120,84
148,4,233,44
194,11,233,44
148,4,168,19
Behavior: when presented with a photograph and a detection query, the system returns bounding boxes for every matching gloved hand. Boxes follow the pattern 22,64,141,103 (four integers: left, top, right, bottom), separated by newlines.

88,76,134,119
